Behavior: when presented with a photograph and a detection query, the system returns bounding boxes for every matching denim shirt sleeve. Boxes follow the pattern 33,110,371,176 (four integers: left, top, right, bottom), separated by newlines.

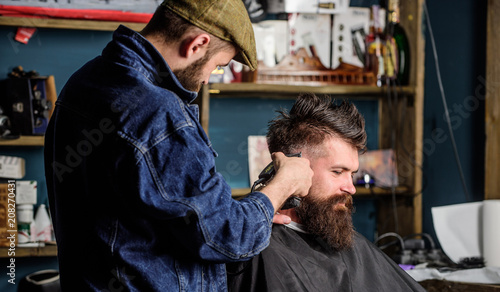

115,124,275,262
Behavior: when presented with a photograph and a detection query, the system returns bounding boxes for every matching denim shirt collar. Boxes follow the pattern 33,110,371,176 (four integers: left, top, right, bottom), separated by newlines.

102,25,198,104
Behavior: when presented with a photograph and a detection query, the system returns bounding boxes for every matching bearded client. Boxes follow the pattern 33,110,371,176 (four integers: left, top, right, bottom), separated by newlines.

226,93,425,292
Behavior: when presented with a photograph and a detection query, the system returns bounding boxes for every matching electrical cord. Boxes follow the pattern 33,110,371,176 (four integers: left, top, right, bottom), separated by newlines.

374,232,406,251
380,30,400,234
423,1,471,202
382,42,427,198
376,232,436,252
383,18,413,234
388,78,399,234
385,18,427,198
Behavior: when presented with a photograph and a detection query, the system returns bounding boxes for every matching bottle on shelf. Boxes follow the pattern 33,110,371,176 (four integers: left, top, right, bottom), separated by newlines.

365,5,386,87
383,13,398,84
386,0,410,85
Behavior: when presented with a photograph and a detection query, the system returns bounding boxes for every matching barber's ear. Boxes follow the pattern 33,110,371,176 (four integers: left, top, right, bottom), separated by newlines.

180,34,211,58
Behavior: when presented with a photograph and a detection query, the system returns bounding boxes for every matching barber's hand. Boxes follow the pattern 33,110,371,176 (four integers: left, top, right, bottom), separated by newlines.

260,152,313,213
272,213,291,225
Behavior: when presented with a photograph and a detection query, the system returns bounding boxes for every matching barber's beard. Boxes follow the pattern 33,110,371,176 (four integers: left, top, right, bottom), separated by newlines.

173,52,211,92
296,194,355,251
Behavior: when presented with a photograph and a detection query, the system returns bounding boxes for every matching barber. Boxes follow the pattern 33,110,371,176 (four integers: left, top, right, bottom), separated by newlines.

44,0,313,291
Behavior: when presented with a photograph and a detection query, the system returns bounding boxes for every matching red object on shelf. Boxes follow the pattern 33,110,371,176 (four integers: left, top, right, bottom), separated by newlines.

0,5,153,23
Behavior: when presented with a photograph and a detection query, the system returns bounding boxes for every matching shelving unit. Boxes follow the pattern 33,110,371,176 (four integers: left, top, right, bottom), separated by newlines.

0,244,57,258
0,136,44,147
199,0,426,236
207,83,415,97
0,74,57,257
203,83,418,203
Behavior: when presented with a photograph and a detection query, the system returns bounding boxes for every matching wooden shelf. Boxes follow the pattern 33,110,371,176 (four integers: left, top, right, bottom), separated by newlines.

0,244,57,258
232,186,411,198
353,185,411,196
208,83,415,99
0,136,44,146
0,16,146,31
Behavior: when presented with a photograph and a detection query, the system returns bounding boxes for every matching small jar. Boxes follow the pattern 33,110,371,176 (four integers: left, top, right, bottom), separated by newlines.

17,204,34,244
17,204,34,223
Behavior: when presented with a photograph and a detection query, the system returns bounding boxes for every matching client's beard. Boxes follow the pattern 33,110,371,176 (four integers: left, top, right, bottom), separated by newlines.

296,194,355,251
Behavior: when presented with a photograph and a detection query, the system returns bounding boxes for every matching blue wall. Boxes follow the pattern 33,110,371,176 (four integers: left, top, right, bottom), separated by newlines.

0,27,112,91
422,1,486,246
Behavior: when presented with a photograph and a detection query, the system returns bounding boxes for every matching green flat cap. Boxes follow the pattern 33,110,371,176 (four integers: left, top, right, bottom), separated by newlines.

162,0,257,71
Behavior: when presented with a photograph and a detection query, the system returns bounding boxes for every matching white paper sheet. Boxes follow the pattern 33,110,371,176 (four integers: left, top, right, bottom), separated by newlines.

432,200,500,267
431,202,483,263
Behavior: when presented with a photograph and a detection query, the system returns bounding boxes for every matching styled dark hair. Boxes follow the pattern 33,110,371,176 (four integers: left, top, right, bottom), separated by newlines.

141,5,235,57
266,93,367,155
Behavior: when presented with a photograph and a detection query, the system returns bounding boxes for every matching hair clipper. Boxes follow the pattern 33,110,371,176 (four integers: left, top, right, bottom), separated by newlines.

251,152,302,210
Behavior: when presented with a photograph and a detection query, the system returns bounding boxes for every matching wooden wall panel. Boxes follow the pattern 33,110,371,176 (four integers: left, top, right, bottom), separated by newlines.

485,0,500,199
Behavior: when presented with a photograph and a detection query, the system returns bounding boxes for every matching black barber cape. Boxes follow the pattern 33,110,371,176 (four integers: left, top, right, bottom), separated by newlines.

227,223,425,292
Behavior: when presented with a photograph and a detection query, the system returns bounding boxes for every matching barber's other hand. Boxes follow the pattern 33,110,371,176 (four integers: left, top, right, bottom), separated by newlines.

272,213,292,225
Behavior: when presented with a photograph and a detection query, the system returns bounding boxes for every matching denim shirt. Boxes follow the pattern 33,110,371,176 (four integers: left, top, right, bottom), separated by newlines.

44,25,274,292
